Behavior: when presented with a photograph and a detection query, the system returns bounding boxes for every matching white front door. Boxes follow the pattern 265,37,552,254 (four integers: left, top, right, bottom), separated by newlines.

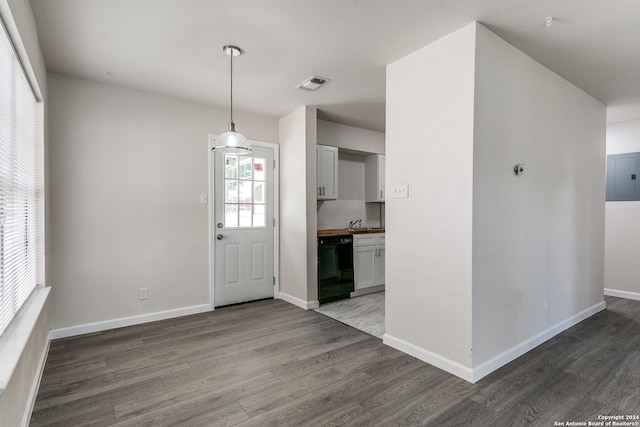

212,142,275,307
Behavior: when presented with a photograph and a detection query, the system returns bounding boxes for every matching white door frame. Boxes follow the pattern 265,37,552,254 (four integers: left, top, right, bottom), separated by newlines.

208,136,280,309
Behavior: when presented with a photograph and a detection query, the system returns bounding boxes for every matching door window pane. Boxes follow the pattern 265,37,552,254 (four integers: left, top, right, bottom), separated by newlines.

225,180,238,203
253,158,266,181
254,182,265,203
253,204,265,227
239,157,252,179
222,153,269,228
225,156,238,179
225,204,238,228
239,204,252,227
239,181,252,203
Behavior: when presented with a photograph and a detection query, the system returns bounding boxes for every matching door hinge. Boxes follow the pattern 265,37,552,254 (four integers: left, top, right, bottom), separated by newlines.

273,160,276,169
273,276,276,285
273,218,276,227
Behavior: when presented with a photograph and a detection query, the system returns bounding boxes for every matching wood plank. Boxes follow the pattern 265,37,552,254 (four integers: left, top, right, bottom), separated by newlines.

587,350,640,413
490,372,596,426
428,398,499,426
470,349,576,412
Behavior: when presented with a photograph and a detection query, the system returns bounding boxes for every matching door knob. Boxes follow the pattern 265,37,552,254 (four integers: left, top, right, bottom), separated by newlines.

216,234,224,240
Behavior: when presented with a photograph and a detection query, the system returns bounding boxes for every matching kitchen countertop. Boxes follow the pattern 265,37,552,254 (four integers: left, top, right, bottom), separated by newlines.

317,228,385,237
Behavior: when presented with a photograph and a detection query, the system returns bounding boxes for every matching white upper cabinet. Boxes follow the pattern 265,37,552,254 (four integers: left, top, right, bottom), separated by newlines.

317,145,338,200
365,154,385,202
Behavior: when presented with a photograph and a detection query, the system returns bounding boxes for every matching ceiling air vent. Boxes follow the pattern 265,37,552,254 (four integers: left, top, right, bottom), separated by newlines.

296,75,331,91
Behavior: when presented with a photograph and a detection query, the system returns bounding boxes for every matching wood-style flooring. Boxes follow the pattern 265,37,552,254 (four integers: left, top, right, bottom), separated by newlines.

31,296,640,426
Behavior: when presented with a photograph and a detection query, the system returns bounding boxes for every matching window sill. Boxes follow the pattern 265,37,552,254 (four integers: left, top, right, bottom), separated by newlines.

0,286,50,394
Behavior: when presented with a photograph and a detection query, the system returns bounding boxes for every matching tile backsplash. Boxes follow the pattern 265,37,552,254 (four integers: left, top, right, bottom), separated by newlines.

317,200,384,230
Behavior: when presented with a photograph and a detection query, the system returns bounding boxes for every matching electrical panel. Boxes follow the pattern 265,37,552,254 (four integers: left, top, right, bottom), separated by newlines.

607,152,640,201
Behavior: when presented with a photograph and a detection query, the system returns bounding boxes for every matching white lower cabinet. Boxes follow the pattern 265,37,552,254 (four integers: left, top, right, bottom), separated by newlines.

353,233,385,291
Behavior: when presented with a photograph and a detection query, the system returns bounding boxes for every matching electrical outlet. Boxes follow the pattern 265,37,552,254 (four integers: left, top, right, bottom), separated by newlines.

392,184,409,198
139,288,148,300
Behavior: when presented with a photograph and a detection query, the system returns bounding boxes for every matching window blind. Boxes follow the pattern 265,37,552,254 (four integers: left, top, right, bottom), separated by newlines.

0,19,42,338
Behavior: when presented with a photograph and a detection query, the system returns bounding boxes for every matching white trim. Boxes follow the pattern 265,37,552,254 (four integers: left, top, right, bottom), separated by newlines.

272,142,281,302
604,288,640,301
21,333,50,427
208,138,280,308
278,292,319,310
0,286,50,394
208,135,215,308
0,1,44,102
49,304,211,339
383,300,606,384
383,333,475,382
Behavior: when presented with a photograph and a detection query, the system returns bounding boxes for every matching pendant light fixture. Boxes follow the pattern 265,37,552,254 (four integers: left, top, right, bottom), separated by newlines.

212,45,252,155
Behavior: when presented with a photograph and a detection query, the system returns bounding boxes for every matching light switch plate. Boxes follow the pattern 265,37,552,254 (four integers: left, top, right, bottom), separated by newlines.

392,184,408,198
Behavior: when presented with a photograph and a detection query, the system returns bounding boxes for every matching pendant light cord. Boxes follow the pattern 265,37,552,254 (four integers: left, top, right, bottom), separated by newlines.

230,50,234,124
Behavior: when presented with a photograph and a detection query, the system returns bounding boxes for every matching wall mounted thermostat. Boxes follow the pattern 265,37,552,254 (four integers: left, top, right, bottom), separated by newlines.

514,164,525,176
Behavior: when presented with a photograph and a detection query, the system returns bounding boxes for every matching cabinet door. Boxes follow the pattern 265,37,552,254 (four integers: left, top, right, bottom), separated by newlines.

378,155,385,201
354,245,377,289
376,245,385,285
365,154,385,202
317,145,338,200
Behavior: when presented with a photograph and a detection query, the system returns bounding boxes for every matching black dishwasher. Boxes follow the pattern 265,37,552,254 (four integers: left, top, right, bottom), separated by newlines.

318,235,354,304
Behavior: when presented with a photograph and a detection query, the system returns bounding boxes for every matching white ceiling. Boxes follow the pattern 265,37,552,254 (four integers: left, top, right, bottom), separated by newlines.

29,0,640,132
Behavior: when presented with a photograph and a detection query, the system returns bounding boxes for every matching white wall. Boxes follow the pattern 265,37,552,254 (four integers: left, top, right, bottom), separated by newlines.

47,74,278,331
385,21,606,383
472,24,606,370
317,119,384,154
605,118,640,299
278,106,318,307
385,23,477,372
338,151,365,200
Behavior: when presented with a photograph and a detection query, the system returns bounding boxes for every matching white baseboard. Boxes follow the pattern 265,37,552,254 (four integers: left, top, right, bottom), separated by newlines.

0,287,50,395
384,300,606,384
22,334,50,427
50,304,211,339
277,292,319,310
605,288,640,301
383,333,475,382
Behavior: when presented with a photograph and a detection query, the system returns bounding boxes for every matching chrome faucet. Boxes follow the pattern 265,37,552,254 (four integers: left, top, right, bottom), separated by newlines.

348,219,362,230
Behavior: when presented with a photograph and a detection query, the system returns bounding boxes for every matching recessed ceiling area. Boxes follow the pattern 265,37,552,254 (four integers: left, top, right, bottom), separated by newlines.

29,0,640,131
